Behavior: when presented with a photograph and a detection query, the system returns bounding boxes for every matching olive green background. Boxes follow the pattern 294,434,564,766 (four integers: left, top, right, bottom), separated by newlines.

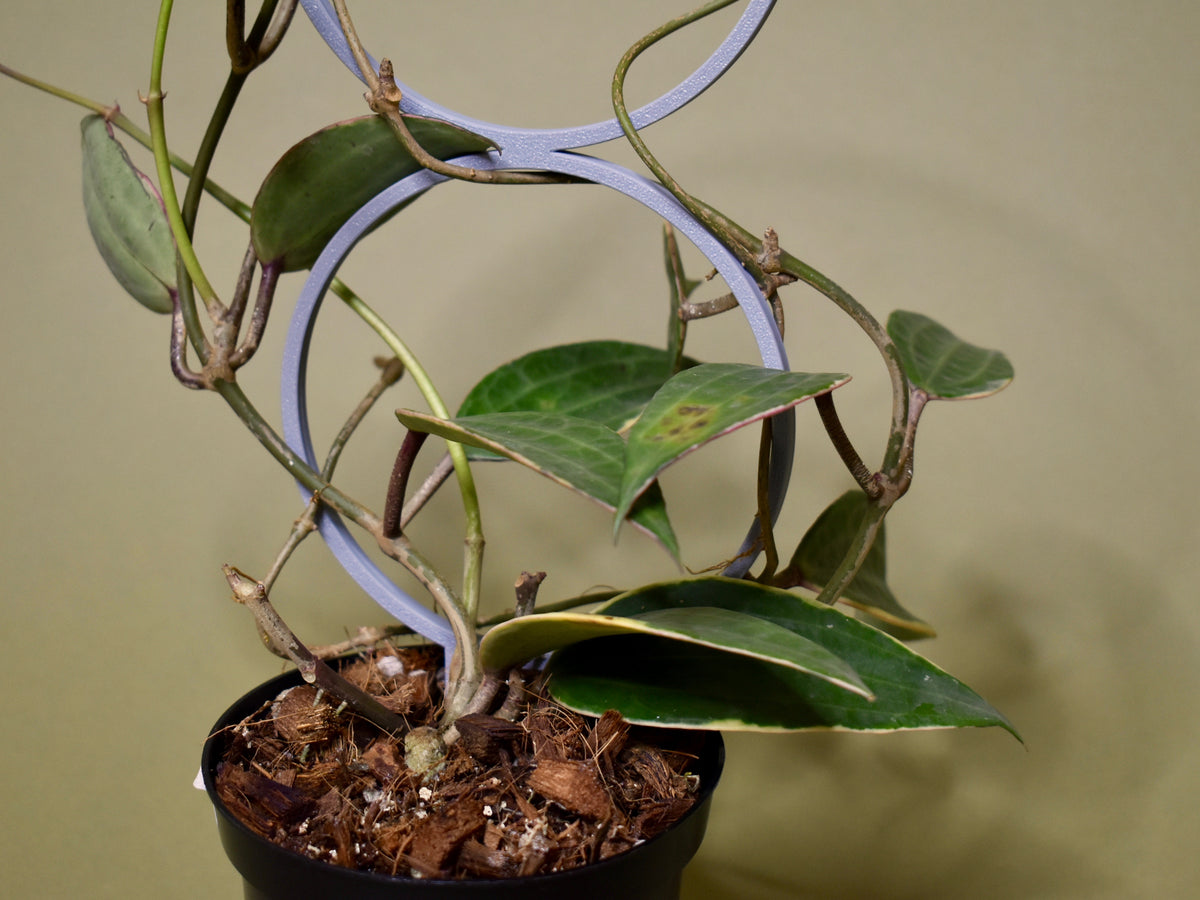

2,3,1197,897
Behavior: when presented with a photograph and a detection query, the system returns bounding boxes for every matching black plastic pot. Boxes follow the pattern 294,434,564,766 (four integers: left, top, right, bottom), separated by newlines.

202,667,724,900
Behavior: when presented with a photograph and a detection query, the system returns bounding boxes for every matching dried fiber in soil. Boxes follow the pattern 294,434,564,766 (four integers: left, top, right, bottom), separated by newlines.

213,647,705,880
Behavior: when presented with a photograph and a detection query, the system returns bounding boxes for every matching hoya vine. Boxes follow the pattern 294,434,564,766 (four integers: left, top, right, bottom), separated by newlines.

0,0,1016,746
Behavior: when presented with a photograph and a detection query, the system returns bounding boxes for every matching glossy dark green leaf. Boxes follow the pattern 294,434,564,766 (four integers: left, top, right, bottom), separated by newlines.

480,606,870,698
545,578,1018,737
888,310,1014,400
615,365,849,525
251,115,494,271
394,409,678,557
80,115,176,313
457,341,692,460
785,490,934,638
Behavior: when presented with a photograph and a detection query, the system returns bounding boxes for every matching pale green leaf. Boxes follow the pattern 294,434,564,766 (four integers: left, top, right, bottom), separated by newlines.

80,115,176,313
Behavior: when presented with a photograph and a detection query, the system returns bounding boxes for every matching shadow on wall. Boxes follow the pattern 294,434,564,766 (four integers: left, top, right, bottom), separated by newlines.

680,526,1199,900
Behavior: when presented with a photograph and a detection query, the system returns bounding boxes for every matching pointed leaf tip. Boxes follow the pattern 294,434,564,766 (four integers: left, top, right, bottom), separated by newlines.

545,578,1018,737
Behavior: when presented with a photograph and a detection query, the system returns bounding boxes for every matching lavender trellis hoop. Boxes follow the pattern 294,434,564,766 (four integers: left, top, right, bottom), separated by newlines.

282,1,791,659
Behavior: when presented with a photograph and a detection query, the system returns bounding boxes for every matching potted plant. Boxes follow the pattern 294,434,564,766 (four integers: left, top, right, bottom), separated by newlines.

2,0,1018,896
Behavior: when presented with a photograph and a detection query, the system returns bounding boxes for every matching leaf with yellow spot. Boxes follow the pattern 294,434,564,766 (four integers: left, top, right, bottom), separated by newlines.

613,364,849,528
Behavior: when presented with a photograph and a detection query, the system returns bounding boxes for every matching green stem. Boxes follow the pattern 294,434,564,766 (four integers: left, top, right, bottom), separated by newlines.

186,0,283,234
813,502,887,607
609,8,914,478
210,378,374,526
612,1,761,274
147,0,222,314
610,3,912,600
262,358,403,608
0,63,250,222
661,224,690,371
178,1,289,360
213,373,474,681
754,418,779,581
779,248,910,474
9,32,481,715
810,390,927,607
329,280,485,622
331,283,484,722
172,61,251,362
181,73,247,237
1,62,110,115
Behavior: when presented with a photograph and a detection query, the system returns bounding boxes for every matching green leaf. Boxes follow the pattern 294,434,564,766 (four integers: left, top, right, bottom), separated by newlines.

457,341,691,460
615,364,849,525
394,409,678,558
545,578,1018,738
785,491,934,638
888,310,1014,399
480,606,871,698
251,115,494,271
80,115,176,313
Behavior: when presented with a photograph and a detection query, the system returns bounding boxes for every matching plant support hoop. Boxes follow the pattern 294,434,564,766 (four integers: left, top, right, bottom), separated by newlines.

281,0,791,657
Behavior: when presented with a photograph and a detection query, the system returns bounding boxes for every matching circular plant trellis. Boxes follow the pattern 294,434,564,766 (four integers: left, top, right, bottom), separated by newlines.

281,0,791,657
